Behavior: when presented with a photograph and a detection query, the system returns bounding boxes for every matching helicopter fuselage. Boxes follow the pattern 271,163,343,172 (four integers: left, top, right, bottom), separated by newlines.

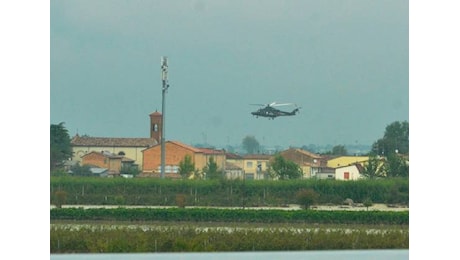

251,106,299,119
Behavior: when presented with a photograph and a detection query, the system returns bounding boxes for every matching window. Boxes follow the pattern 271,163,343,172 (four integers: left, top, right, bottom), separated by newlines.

344,172,350,180
246,161,253,168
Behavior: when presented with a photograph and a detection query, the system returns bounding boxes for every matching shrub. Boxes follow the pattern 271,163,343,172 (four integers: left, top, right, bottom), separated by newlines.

176,194,187,208
115,195,125,205
296,189,319,209
363,198,373,211
53,190,67,208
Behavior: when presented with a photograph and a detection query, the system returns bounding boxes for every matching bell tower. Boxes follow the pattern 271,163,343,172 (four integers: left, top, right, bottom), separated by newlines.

149,111,162,143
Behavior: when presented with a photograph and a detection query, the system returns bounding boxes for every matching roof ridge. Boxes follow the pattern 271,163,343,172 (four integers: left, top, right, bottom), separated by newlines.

71,136,157,147
168,140,202,153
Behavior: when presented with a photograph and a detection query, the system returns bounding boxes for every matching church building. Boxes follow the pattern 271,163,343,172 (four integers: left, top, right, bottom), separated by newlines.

70,111,163,170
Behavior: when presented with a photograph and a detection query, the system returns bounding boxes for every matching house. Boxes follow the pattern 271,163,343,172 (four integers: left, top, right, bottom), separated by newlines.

327,156,369,168
224,161,245,180
277,148,324,178
335,163,364,180
242,154,271,180
224,153,245,180
141,140,226,178
81,151,135,175
88,167,109,177
225,153,244,170
314,167,336,180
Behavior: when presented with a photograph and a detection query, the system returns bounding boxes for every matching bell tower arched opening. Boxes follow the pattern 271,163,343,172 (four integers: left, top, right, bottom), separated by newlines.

149,111,162,143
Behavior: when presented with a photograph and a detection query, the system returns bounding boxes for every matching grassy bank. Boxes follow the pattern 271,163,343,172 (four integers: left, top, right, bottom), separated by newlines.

51,221,408,253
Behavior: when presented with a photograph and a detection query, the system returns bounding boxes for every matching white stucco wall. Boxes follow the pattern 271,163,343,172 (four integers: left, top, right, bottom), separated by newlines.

335,165,361,180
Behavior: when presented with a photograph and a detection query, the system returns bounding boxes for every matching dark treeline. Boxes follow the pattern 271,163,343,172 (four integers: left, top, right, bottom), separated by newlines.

51,177,408,207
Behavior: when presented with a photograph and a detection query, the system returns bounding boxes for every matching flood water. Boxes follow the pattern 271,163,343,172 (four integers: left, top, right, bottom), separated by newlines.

51,250,408,260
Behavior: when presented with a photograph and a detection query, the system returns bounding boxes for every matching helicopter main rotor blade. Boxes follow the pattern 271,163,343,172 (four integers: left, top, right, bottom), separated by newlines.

271,102,295,107
250,102,297,107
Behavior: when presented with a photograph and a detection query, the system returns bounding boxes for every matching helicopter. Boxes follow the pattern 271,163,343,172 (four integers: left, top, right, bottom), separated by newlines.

250,102,301,120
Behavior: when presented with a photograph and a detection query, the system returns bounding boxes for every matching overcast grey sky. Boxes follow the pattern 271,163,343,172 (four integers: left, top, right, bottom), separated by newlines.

50,0,408,148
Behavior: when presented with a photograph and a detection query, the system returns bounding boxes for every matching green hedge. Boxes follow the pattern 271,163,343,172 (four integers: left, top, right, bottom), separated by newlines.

50,177,409,207
50,207,409,225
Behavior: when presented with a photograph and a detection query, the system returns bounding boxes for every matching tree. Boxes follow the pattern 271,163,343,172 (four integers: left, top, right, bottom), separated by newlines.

202,157,223,180
316,145,347,156
50,122,73,171
178,155,196,179
361,154,384,179
120,164,141,177
372,121,409,156
51,169,69,177
332,145,348,155
269,154,303,180
242,135,260,154
190,169,204,180
70,164,92,176
384,153,409,178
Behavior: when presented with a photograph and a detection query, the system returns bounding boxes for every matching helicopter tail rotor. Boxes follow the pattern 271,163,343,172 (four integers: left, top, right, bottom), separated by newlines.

293,105,301,114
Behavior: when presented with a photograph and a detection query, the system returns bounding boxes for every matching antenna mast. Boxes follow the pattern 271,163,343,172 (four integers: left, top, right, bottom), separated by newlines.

160,56,169,179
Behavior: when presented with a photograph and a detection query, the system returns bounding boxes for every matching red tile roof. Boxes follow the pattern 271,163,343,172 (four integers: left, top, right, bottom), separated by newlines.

226,153,243,160
283,148,323,159
160,141,225,155
81,151,123,159
199,148,225,155
243,154,272,160
71,135,157,147
150,111,162,116
167,140,202,153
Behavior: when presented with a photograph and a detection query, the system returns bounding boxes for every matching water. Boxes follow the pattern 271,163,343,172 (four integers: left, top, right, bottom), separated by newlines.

50,250,408,260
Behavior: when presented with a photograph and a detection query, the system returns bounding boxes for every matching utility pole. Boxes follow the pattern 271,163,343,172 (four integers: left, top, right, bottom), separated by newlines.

160,57,169,179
